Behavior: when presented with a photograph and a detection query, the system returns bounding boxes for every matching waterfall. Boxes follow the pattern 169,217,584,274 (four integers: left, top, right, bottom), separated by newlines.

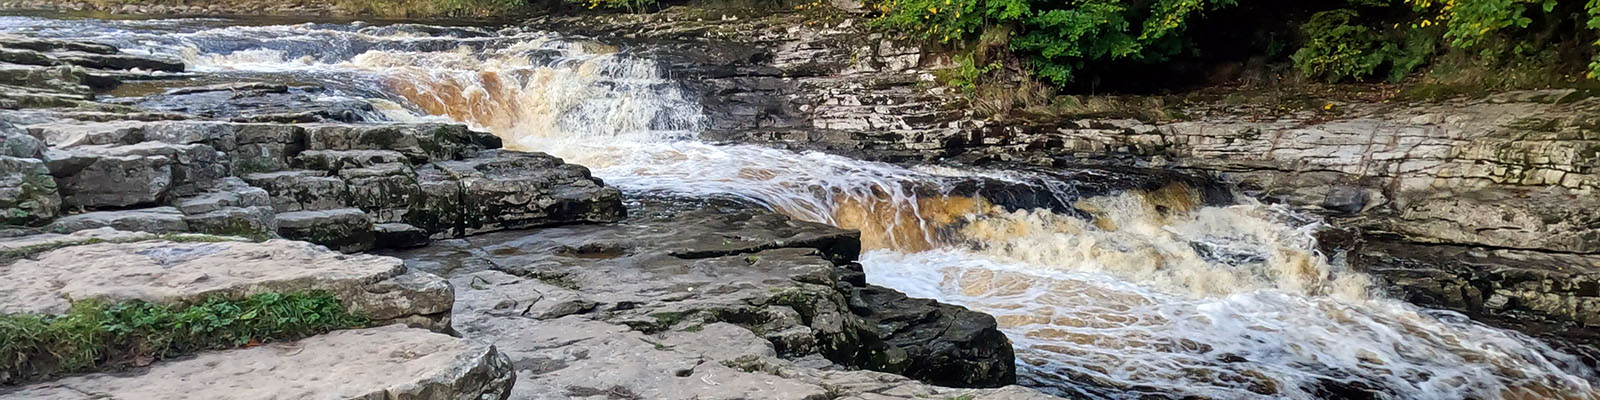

8,15,1597,400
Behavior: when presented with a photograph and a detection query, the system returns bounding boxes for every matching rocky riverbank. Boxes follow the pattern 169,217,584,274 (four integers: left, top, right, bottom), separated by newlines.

0,29,1040,399
529,7,1600,362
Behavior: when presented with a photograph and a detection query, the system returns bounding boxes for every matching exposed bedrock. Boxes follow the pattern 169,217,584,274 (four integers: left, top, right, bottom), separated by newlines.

534,10,1600,354
387,199,1031,395
0,229,454,331
0,36,624,252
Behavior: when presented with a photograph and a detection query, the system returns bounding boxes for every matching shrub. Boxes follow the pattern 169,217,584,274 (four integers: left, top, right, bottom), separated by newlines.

1292,9,1390,82
871,0,1237,86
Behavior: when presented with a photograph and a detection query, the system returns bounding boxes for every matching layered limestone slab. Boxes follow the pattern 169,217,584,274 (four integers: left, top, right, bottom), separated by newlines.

393,201,1018,393
0,232,451,330
2,325,514,400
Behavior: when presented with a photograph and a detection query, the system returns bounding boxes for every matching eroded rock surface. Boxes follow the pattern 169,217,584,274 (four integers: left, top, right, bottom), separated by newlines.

388,199,1030,396
0,37,624,251
533,9,1600,354
3,325,514,400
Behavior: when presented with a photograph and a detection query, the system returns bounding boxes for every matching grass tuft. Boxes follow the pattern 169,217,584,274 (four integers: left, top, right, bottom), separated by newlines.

0,291,366,384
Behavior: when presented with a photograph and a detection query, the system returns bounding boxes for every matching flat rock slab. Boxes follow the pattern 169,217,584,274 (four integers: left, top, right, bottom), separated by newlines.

392,200,1020,395
0,232,451,330
3,325,514,400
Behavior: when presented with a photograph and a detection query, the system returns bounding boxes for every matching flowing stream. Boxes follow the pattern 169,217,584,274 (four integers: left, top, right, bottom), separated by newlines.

5,15,1598,400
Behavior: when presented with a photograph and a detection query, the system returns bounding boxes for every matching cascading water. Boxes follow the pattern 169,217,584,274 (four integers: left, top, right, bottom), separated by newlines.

6,15,1598,400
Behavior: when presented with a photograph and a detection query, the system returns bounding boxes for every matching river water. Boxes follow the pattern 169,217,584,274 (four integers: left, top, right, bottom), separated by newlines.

4,15,1597,400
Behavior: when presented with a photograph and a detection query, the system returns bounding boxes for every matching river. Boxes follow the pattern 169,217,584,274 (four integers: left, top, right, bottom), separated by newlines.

4,14,1596,400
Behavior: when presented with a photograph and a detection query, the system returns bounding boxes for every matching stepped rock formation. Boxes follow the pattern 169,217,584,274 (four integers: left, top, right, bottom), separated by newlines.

533,9,1600,357
0,32,1037,400
390,199,1036,398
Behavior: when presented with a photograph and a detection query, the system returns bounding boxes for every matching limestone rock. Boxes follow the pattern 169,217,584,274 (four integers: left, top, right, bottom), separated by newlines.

274,208,375,253
4,325,513,400
0,234,451,329
46,142,227,208
392,201,1016,389
411,150,624,237
45,207,187,234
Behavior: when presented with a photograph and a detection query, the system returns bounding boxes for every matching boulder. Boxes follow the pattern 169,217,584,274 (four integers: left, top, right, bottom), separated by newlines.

241,170,349,212
4,325,513,400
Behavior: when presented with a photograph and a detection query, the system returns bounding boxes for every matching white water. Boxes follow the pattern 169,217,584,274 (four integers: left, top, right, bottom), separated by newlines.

6,16,1597,399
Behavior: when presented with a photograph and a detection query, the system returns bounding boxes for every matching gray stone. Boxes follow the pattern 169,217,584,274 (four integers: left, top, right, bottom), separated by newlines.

241,170,349,212
0,155,59,226
0,234,452,330
375,222,429,249
46,207,188,234
274,208,375,253
411,150,624,237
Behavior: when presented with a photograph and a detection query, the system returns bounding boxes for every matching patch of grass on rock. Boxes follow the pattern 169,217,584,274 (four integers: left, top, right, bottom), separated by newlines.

0,291,366,384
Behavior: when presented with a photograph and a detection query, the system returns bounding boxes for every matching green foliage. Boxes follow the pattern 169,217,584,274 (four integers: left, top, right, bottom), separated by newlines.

1291,9,1437,83
0,291,365,384
941,53,1002,93
871,0,1236,85
1292,10,1389,82
572,0,658,12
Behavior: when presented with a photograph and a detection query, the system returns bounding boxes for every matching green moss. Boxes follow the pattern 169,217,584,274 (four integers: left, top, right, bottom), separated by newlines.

649,311,686,328
0,291,366,384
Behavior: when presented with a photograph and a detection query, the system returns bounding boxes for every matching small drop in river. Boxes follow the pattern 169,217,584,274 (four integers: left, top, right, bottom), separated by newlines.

2,12,1597,400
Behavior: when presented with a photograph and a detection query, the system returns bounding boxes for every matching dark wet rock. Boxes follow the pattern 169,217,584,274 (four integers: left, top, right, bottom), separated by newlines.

389,202,1017,389
1348,238,1600,363
128,84,378,123
45,141,229,209
0,34,118,55
51,51,183,72
375,222,430,249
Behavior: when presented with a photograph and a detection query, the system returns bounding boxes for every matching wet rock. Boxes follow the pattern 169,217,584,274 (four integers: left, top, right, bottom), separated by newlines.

274,208,375,253
3,325,513,400
50,51,183,72
0,34,117,55
1351,239,1600,361
132,84,377,123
